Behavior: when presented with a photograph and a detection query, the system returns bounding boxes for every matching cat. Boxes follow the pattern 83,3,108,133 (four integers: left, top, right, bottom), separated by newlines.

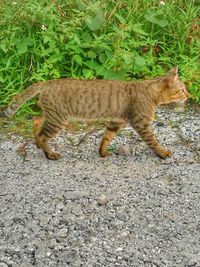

1,66,189,160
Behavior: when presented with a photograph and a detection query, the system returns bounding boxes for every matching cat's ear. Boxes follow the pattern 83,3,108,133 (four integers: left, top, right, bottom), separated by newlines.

165,66,178,84
169,66,178,76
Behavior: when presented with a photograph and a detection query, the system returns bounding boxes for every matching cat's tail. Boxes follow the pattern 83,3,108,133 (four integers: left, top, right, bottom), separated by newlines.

0,83,42,117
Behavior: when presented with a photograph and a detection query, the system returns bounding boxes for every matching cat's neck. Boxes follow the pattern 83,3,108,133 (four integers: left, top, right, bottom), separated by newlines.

129,80,159,108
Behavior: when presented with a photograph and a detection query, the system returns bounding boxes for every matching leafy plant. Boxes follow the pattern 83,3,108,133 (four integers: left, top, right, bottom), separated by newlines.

0,0,199,120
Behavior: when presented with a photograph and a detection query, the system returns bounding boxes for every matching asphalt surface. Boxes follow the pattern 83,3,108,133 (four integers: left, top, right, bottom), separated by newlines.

0,105,200,267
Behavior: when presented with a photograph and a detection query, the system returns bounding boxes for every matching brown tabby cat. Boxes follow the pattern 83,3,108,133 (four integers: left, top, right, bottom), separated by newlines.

2,66,189,160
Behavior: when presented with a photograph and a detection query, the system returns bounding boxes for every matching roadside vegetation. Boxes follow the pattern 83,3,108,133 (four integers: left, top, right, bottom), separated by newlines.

0,0,199,119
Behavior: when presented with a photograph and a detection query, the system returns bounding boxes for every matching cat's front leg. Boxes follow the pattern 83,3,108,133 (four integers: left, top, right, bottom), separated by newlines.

134,124,172,159
99,121,125,157
153,145,172,159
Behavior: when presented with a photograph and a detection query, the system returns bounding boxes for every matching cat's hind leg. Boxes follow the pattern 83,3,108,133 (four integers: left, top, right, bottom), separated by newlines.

99,121,125,157
37,118,65,160
33,116,44,148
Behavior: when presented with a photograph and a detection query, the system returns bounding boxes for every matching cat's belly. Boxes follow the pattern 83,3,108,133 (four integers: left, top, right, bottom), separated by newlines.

68,114,125,123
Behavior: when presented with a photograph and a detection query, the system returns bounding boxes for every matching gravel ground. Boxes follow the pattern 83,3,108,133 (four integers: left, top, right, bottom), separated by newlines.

0,105,200,267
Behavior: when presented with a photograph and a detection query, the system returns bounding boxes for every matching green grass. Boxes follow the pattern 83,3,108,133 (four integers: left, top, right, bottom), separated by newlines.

0,0,199,119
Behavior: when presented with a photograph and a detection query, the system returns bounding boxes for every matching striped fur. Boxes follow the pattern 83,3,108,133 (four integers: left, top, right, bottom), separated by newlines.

2,66,189,160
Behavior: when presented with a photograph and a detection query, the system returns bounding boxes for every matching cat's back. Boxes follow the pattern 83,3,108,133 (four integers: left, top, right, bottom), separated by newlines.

41,78,129,96
38,79,131,119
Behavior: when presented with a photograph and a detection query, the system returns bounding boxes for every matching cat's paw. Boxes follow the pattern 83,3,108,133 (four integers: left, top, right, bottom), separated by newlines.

34,140,41,149
155,148,172,159
165,150,172,158
45,151,60,160
99,150,111,158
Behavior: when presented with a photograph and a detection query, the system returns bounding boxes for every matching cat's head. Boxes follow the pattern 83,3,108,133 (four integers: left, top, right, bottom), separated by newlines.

158,66,189,105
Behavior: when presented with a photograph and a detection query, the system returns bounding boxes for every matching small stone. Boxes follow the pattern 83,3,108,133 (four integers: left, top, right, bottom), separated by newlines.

60,250,80,264
156,121,165,127
110,219,124,229
71,204,82,216
96,194,108,206
54,245,64,252
120,230,131,238
147,223,155,229
26,246,36,254
48,239,57,249
115,247,123,252
116,146,132,156
46,251,51,257
186,255,200,266
57,202,64,210
39,216,50,225
57,228,68,238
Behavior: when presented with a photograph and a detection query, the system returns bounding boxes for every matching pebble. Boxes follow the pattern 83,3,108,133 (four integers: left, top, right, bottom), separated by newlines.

48,239,57,249
57,228,68,238
96,194,108,206
56,202,64,210
115,247,123,252
116,146,132,156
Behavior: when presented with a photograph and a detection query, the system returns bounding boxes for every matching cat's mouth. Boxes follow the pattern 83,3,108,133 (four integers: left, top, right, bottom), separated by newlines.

179,99,187,104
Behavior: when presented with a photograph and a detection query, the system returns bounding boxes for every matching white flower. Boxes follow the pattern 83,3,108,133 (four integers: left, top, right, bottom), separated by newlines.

160,1,165,5
41,25,47,31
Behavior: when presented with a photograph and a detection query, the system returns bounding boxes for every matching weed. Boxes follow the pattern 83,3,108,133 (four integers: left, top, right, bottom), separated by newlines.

0,0,199,120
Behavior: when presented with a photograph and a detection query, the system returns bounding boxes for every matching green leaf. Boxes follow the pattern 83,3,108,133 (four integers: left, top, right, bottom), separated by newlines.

123,52,133,65
108,144,117,152
17,43,28,54
73,36,81,46
50,69,60,78
95,65,107,76
75,0,87,11
73,54,82,65
135,56,146,66
48,54,63,63
99,53,107,64
23,37,34,46
5,55,16,69
84,60,100,70
114,13,126,24
103,70,125,80
44,35,51,44
156,19,168,28
82,32,93,42
0,43,8,53
86,15,102,31
131,24,148,36
88,50,96,58
134,56,146,70
82,69,94,79
144,10,168,28
105,50,113,60
65,43,83,54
